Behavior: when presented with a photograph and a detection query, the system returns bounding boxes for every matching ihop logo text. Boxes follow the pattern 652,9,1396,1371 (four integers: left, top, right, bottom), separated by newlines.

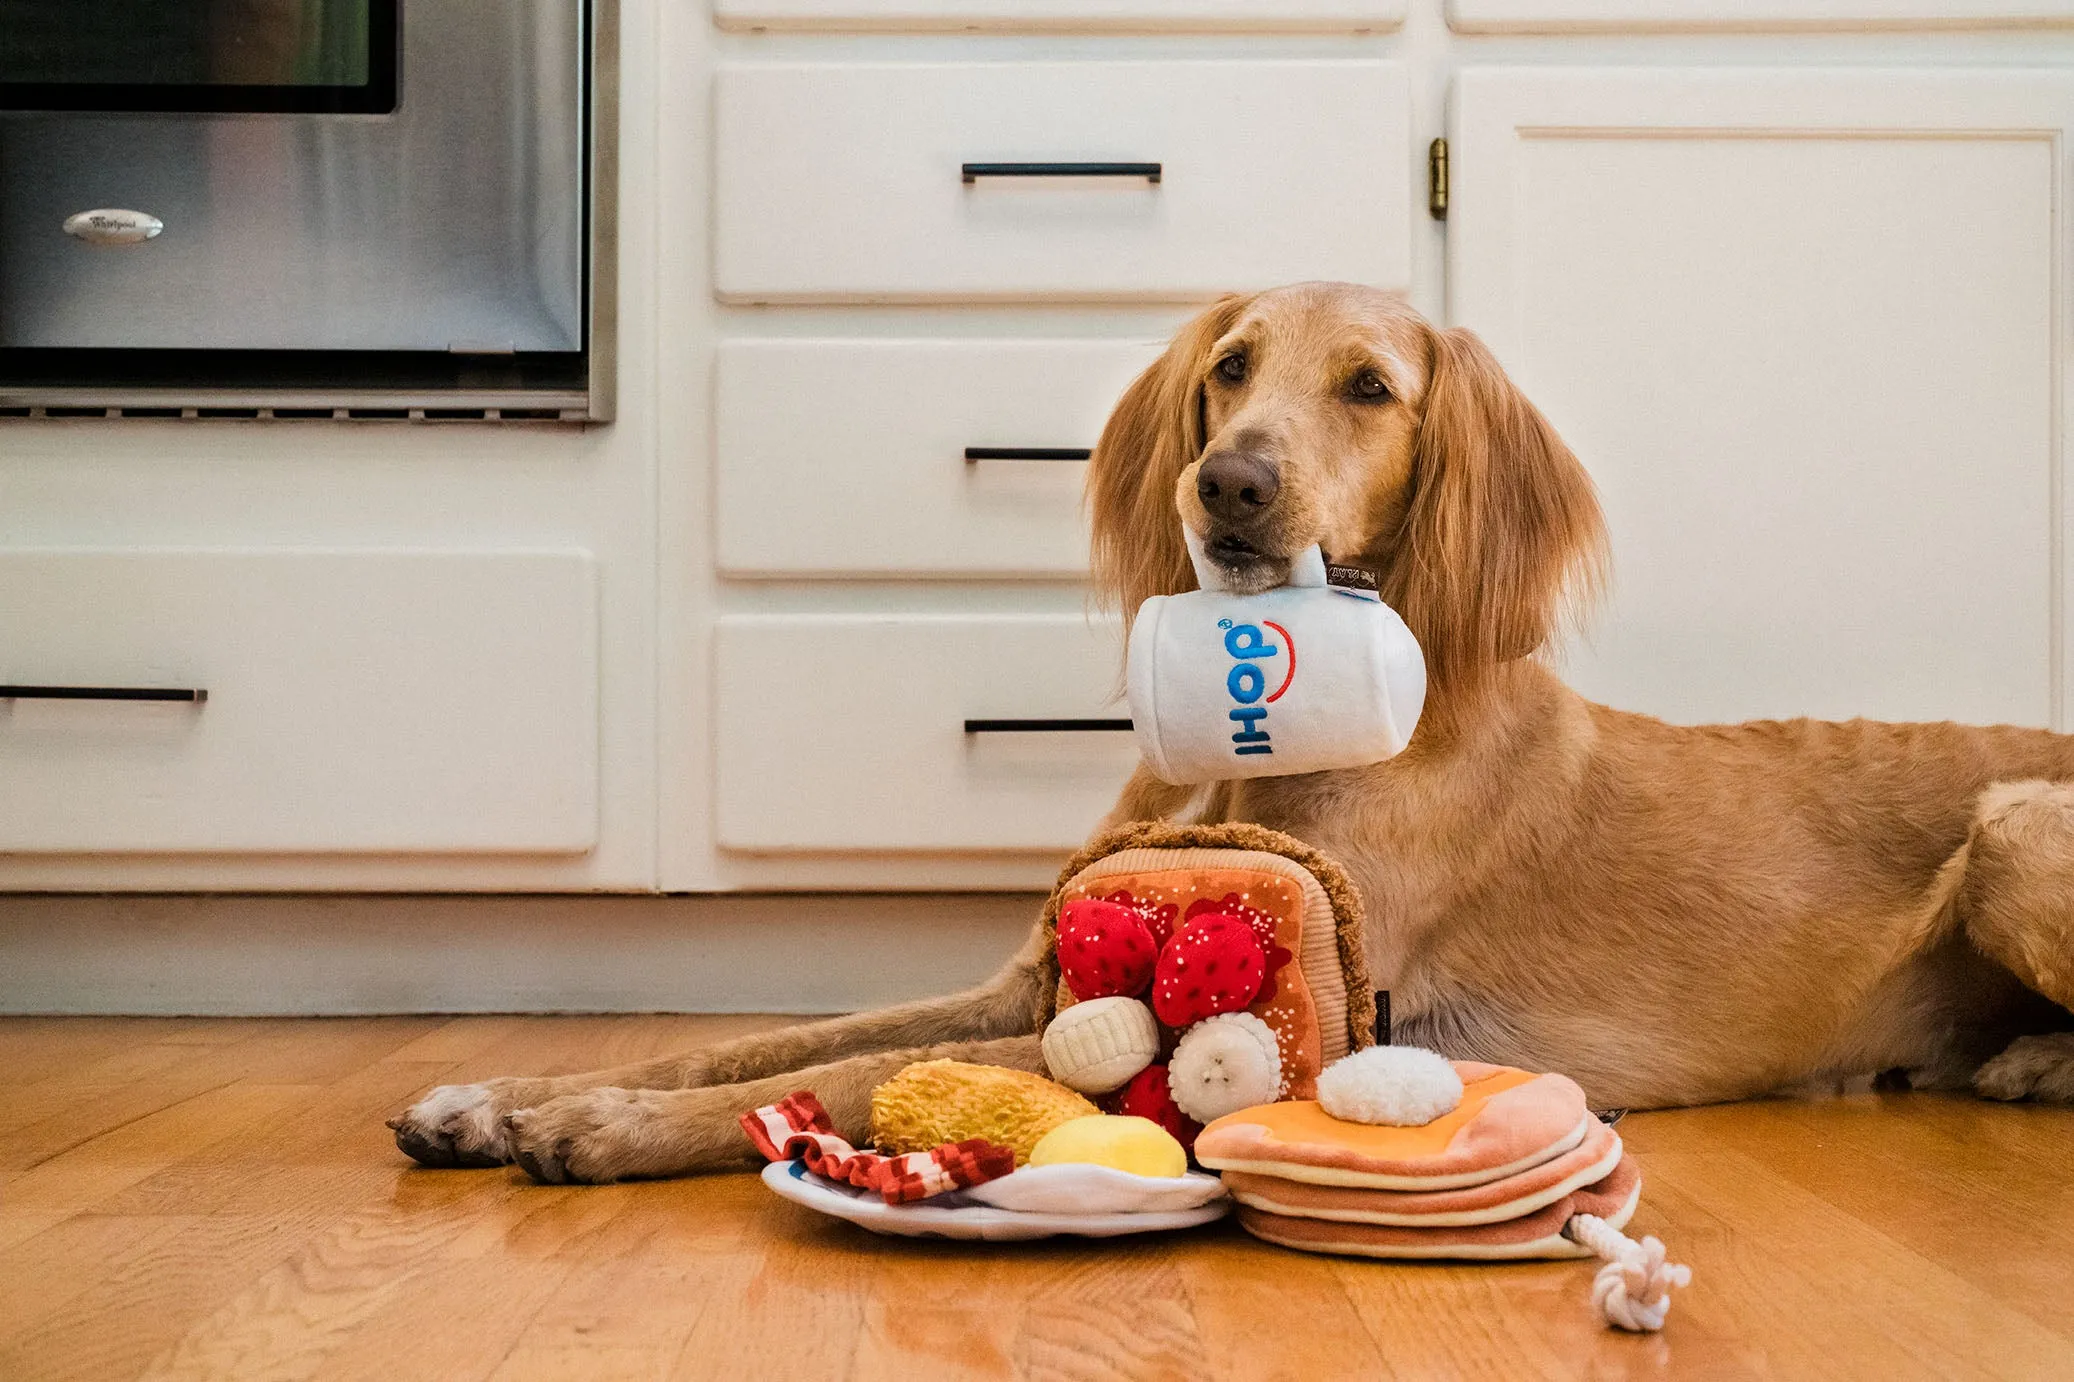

1217,618,1297,757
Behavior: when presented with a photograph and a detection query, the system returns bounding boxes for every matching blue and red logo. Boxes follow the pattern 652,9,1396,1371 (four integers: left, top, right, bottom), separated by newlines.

1218,618,1296,757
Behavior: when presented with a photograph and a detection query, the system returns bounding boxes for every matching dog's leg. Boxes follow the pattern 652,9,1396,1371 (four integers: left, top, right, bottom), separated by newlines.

501,1033,1046,1184
1945,782,2074,1101
390,936,1053,1168
393,760,1206,1169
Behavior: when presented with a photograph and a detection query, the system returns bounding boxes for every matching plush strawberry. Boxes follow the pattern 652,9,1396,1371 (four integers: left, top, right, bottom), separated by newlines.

1103,890,1180,951
1151,913,1266,1026
1184,894,1294,1003
1056,899,1158,1001
1113,1062,1203,1154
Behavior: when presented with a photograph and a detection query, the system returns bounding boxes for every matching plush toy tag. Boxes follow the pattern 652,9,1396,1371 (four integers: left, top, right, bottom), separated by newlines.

1325,562,1381,602
1125,542,1426,785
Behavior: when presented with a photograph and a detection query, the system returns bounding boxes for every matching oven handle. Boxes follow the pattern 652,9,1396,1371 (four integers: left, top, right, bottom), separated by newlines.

0,684,207,704
961,162,1162,185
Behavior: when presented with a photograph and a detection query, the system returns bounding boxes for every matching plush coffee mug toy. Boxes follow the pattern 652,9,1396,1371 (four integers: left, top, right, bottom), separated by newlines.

1126,537,1427,785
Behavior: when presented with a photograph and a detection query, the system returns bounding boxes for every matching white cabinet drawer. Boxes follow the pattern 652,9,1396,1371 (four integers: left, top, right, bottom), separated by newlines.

716,614,1134,851
716,0,1405,30
0,550,599,853
717,338,1161,577
715,62,1409,302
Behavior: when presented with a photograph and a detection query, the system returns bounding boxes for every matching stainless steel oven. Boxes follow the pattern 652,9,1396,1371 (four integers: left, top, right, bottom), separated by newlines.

0,0,614,420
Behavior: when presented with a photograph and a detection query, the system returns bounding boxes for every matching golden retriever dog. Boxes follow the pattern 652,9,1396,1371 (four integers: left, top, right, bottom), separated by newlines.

392,281,2074,1184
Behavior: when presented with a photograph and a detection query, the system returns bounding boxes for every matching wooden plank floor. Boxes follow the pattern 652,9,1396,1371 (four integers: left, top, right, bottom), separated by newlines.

2,1015,2071,1381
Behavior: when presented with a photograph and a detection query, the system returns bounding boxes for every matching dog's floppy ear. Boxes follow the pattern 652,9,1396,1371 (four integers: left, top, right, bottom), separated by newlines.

1380,325,1607,691
1087,293,1253,626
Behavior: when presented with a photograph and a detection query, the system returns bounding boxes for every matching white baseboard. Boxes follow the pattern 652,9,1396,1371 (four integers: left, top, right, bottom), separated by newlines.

0,892,1042,1016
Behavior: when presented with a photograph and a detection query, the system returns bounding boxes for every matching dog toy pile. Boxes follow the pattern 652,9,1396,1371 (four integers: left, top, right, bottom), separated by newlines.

1035,821,1379,1153
750,824,1689,1323
1195,1047,1693,1332
1126,539,1426,784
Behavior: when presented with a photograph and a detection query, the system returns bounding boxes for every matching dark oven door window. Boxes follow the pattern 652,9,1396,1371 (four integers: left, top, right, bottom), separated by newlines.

0,1,398,113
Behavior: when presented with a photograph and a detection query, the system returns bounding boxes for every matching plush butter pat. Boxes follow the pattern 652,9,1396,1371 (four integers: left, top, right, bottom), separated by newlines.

1027,1114,1188,1179
1316,1045,1464,1126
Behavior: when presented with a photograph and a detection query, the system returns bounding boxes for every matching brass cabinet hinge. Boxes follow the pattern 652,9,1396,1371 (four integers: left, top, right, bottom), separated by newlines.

1429,138,1449,220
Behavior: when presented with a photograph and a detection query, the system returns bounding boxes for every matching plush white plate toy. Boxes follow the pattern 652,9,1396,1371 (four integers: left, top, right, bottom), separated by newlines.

1127,539,1426,785
761,1162,1230,1242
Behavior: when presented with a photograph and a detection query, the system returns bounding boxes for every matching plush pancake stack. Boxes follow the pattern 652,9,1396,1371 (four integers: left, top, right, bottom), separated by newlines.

1196,1055,1641,1260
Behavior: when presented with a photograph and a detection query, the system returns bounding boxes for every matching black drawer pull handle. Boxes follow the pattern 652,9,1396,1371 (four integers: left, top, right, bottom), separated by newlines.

0,684,207,703
965,717,1133,734
964,447,1092,463
961,162,1162,185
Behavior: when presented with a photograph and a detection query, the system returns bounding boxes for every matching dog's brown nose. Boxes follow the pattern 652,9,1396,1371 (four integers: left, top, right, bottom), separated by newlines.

1196,451,1280,523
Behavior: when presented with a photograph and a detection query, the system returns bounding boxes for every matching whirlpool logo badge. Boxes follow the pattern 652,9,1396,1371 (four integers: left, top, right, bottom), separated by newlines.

1217,618,1296,756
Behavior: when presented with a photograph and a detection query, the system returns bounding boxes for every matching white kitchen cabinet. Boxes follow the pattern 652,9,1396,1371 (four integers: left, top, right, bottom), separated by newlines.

715,613,1135,852
716,338,1162,578
714,61,1410,302
0,549,600,853
1450,68,2067,728
715,0,1405,28
1449,0,2074,30
20,3,2074,903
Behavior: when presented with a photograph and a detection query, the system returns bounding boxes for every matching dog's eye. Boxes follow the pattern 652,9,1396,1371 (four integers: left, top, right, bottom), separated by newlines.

1215,353,1248,385
1349,369,1390,402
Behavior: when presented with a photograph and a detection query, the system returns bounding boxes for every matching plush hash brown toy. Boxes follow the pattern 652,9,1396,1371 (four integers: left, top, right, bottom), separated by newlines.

1034,822,1378,1148
871,1059,1097,1165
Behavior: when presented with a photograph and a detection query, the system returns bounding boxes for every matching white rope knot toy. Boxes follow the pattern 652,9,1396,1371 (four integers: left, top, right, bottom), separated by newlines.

1565,1212,1693,1332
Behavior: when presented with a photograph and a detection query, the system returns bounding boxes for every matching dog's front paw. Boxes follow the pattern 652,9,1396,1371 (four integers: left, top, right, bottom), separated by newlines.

504,1087,680,1185
388,1079,534,1167
1975,1033,2074,1102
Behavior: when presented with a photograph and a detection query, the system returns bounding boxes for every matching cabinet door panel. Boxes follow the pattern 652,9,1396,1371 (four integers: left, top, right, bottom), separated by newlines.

1451,69,2065,727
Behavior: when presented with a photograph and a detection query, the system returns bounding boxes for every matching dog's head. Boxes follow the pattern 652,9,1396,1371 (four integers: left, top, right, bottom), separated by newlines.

1088,281,1606,697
